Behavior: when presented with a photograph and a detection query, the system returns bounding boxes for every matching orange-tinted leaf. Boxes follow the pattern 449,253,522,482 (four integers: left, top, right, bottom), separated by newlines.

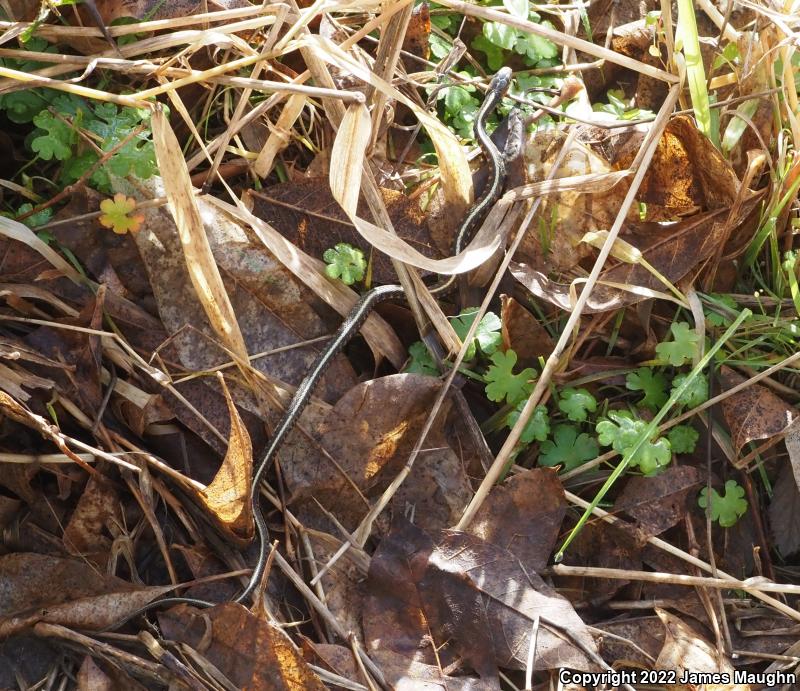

158,603,327,690
99,193,144,235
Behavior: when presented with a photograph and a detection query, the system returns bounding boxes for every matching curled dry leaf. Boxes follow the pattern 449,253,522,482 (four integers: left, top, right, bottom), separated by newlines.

323,39,506,277
198,375,253,544
655,608,750,691
511,193,761,313
0,553,173,637
157,603,327,690
330,103,372,217
719,367,798,457
151,107,249,363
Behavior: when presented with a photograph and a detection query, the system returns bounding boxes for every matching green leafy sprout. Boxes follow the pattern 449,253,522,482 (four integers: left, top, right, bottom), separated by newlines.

323,243,366,285
699,480,748,527
655,321,701,366
596,410,672,475
540,425,598,471
484,349,537,405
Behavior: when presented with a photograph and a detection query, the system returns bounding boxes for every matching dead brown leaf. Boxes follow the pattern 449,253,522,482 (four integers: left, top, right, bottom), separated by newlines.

719,367,798,457
769,462,800,557
365,520,599,684
468,468,566,571
284,374,477,532
198,375,253,543
0,553,173,637
655,608,750,691
614,465,703,539
63,475,122,569
500,296,554,369
158,603,327,690
249,181,438,282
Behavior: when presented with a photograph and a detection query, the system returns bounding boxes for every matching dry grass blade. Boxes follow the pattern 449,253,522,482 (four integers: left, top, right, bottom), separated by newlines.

151,108,248,364
331,103,373,216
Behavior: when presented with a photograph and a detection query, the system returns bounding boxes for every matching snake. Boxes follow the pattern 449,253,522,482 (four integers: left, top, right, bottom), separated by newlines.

121,67,513,622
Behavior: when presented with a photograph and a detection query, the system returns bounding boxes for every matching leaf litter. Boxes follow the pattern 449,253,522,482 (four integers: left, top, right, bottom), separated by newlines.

0,0,798,688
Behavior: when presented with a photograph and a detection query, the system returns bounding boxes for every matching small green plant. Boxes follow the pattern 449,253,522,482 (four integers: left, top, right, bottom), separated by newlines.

655,321,701,366
666,424,699,454
13,203,52,228
698,480,748,527
323,243,366,285
671,372,708,408
592,89,655,121
507,402,550,444
540,425,598,471
451,307,502,360
404,341,439,376
596,410,672,475
626,367,669,410
558,387,597,422
484,349,537,405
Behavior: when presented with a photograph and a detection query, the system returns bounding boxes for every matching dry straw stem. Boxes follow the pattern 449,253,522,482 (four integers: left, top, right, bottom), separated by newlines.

455,84,681,531
0,5,276,40
563,490,800,623
272,548,385,688
552,564,800,595
188,0,415,175
0,17,279,91
324,39,497,274
0,64,145,107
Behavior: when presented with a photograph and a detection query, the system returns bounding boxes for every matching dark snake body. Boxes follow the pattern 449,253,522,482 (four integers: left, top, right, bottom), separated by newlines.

123,67,513,620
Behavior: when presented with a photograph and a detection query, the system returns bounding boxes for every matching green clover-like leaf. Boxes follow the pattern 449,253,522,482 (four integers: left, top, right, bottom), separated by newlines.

704,294,738,327
98,193,144,234
655,321,700,366
31,110,76,161
698,480,748,527
671,372,709,409
626,367,669,411
513,25,559,65
539,424,598,471
14,203,53,228
558,387,597,422
450,307,501,360
323,243,366,285
484,349,536,405
471,34,506,71
483,20,517,50
595,410,671,474
507,402,550,444
667,424,699,454
404,341,438,376
635,436,672,475
596,410,642,451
